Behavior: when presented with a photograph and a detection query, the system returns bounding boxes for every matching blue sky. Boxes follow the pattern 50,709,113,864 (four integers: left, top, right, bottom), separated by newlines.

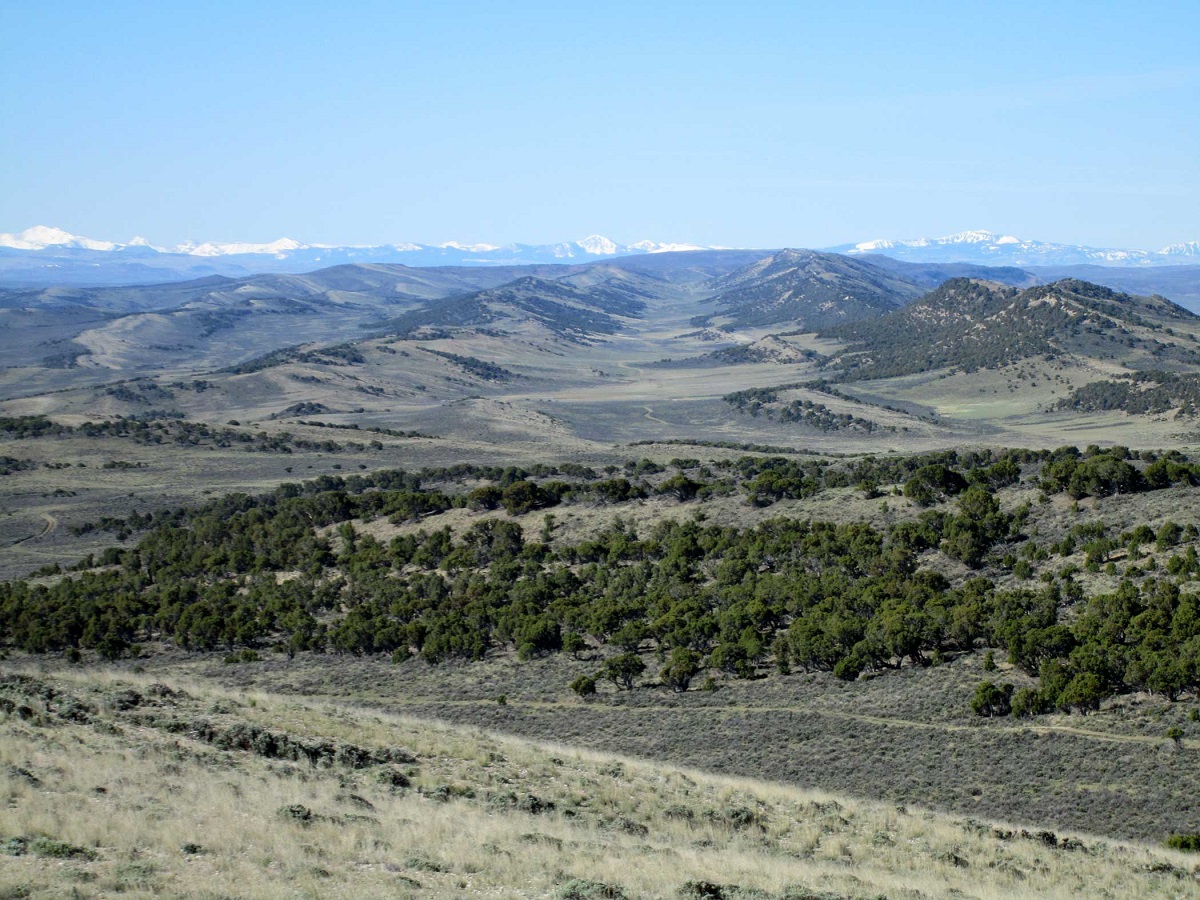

2,2,1197,249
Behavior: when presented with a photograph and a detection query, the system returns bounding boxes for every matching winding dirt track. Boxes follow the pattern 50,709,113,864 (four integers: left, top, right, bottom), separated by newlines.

10,512,58,546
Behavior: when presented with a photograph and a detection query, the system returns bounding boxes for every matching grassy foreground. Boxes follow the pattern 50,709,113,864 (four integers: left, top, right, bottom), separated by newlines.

2,668,1199,898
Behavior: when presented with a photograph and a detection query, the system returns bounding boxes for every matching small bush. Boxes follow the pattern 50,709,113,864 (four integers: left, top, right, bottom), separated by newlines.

570,675,597,698
109,689,143,711
278,804,314,824
516,793,555,815
678,882,726,899
1166,833,1200,851
704,805,762,831
29,837,98,860
403,854,446,872
677,883,771,899
663,804,695,822
614,817,648,836
558,880,629,900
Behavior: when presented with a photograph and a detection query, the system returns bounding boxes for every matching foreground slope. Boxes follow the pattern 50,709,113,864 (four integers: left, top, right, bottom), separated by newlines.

2,668,1195,899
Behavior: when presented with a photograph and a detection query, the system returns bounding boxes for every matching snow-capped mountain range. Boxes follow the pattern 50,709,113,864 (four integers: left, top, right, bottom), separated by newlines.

827,230,1200,267
0,226,712,284
1,225,1197,287
0,225,717,260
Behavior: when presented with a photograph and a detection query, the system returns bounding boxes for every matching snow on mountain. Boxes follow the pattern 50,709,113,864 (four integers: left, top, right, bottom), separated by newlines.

437,241,501,253
829,230,1199,268
0,226,724,286
0,227,712,261
7,226,1196,272
182,237,310,257
935,230,1018,246
1161,241,1200,259
629,240,709,254
0,226,118,252
576,235,620,255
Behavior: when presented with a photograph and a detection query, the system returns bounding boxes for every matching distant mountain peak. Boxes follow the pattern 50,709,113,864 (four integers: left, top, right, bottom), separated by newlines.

1162,241,1200,257
0,225,118,251
576,235,619,255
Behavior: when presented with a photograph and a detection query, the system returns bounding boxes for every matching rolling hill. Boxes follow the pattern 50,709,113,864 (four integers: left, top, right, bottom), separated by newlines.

823,278,1200,382
693,249,925,330
0,263,680,377
1024,264,1200,313
380,274,653,343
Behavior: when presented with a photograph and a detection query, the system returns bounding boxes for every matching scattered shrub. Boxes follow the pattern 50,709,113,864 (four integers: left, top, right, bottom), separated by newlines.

278,804,315,824
1166,833,1200,852
558,880,629,900
28,837,98,860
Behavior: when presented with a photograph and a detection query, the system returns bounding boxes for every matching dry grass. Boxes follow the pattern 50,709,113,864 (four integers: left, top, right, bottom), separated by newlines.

2,668,1199,898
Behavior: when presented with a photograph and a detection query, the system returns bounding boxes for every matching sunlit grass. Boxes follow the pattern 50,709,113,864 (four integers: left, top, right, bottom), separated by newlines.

2,668,1197,898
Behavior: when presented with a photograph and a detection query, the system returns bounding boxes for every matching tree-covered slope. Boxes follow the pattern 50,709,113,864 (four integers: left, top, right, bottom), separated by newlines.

822,278,1200,381
694,249,924,330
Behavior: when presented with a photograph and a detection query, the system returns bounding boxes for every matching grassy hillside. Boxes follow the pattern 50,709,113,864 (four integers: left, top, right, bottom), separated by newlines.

381,274,652,342
2,667,1197,899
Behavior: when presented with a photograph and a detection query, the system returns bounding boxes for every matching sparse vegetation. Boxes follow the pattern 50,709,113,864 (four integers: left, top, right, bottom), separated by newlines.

0,669,1193,899
9,258,1200,896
